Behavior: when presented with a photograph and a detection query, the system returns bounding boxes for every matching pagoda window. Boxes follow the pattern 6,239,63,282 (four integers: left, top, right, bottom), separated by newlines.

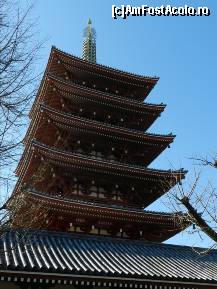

98,192,105,198
89,185,97,197
89,185,107,199
75,147,84,155
95,151,103,160
90,226,98,234
90,150,97,157
107,153,116,162
75,226,83,233
117,231,123,238
71,183,83,195
78,188,83,195
99,229,110,236
68,224,76,232
89,149,104,160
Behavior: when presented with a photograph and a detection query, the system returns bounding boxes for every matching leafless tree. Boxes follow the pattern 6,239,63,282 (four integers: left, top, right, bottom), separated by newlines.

0,0,42,229
167,153,217,248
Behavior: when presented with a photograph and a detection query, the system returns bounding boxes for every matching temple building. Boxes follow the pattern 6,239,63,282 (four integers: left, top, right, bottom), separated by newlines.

1,20,217,289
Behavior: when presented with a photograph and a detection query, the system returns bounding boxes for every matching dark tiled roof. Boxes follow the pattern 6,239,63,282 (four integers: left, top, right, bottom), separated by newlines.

47,73,165,111
1,230,217,285
31,140,186,178
41,104,174,141
52,47,159,82
26,188,179,215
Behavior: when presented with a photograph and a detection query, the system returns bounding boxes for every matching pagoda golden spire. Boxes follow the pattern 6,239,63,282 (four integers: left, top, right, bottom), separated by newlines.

82,18,96,63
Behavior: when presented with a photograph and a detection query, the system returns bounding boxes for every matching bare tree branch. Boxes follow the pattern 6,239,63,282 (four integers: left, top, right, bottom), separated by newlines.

0,0,44,233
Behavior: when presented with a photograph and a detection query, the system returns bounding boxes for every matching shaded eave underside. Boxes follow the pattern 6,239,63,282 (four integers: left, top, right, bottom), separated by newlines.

52,46,159,85
16,140,186,180
22,190,184,226
1,229,217,286
13,141,186,199
48,73,165,114
24,103,174,146
30,72,164,119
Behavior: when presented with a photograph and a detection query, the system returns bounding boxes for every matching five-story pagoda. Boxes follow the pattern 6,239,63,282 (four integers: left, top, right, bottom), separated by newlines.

2,20,217,289
10,19,186,241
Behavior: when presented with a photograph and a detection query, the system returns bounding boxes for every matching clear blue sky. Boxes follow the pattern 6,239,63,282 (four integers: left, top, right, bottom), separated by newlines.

31,0,217,247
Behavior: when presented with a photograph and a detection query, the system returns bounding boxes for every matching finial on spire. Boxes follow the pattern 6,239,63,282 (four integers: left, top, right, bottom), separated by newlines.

82,18,96,63
88,18,92,25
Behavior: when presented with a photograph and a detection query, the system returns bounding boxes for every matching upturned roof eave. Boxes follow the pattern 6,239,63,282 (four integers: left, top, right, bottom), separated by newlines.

23,103,174,157
41,104,175,141
52,46,159,84
30,69,165,121
26,189,187,223
31,140,187,179
14,140,187,197
47,72,166,113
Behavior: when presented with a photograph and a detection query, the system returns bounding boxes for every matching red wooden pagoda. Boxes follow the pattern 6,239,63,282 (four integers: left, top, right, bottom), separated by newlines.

2,20,217,289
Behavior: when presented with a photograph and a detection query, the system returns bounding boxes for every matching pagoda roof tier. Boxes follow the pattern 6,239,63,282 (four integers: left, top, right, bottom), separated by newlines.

13,141,186,210
13,189,187,242
1,229,217,288
43,105,173,143
48,47,159,101
49,73,165,113
17,140,186,182
29,189,186,225
30,73,165,125
24,188,180,218
24,104,174,167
